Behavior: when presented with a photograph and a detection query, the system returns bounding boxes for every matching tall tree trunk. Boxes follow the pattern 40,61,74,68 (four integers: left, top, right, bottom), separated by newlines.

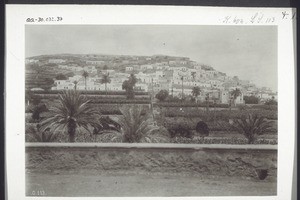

68,120,76,143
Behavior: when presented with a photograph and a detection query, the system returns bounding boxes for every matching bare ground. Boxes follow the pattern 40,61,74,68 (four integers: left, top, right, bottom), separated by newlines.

26,169,277,197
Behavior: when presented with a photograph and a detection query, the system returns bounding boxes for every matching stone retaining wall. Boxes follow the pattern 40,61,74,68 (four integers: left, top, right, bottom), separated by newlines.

26,143,277,180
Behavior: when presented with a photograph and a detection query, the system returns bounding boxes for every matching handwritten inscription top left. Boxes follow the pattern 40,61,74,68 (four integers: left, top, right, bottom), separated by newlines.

26,17,63,23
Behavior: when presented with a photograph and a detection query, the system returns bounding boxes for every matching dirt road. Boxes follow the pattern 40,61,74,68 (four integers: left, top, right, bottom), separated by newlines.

26,170,276,197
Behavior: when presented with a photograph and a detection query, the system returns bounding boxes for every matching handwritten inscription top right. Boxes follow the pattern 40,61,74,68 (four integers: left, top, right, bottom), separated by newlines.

221,11,296,25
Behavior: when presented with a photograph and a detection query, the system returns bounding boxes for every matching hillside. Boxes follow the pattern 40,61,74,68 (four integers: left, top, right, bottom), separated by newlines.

25,54,215,90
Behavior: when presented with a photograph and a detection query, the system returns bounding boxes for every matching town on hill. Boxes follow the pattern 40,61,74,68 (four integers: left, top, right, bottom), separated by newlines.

26,54,277,105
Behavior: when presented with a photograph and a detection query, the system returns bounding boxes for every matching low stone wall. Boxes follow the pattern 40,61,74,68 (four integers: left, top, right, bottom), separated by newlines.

26,143,277,179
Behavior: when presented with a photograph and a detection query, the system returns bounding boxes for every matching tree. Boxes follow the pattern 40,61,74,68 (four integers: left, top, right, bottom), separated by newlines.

155,90,169,101
40,90,100,142
192,86,201,101
129,73,137,85
230,88,242,107
101,73,111,94
82,70,89,90
122,73,137,99
230,114,274,144
32,103,48,122
44,78,55,91
55,73,68,80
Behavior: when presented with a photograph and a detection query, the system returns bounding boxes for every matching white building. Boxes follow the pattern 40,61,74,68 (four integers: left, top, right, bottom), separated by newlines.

141,64,153,70
125,66,134,71
52,80,74,90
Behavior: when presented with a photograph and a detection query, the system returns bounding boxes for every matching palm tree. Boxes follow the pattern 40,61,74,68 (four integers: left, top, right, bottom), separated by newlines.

101,73,111,95
231,114,274,144
231,88,242,107
100,105,168,143
40,90,100,142
82,70,89,90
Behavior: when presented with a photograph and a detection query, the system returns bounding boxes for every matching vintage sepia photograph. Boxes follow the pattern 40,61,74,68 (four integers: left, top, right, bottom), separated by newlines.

24,25,279,197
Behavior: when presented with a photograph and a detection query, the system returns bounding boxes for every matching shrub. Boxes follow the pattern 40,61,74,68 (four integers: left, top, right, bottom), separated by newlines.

155,90,169,101
195,121,209,136
244,95,259,104
25,104,35,113
265,99,277,106
25,113,35,123
163,117,195,138
26,124,59,142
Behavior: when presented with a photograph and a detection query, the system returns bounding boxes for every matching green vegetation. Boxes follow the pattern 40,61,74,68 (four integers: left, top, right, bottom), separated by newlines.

40,90,100,142
82,70,89,90
191,86,201,101
25,90,278,144
98,105,169,143
244,95,259,104
155,90,169,101
230,114,274,144
122,74,137,99
26,124,59,142
101,73,111,94
230,88,242,107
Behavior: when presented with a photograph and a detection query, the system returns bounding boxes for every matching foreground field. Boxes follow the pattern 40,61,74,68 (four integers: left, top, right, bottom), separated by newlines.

26,170,277,197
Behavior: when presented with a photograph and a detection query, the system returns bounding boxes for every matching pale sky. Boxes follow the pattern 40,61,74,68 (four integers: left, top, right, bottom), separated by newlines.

26,25,277,91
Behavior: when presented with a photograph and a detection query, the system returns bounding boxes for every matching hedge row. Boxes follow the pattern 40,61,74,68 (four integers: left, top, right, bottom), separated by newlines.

88,104,150,115
156,102,229,108
162,108,277,120
30,90,149,96
88,99,151,104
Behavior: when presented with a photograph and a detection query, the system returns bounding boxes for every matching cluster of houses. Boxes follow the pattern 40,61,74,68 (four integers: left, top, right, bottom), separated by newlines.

26,56,277,104
44,58,277,105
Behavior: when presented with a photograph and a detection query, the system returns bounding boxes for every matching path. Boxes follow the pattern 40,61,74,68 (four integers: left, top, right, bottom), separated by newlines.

26,170,276,197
